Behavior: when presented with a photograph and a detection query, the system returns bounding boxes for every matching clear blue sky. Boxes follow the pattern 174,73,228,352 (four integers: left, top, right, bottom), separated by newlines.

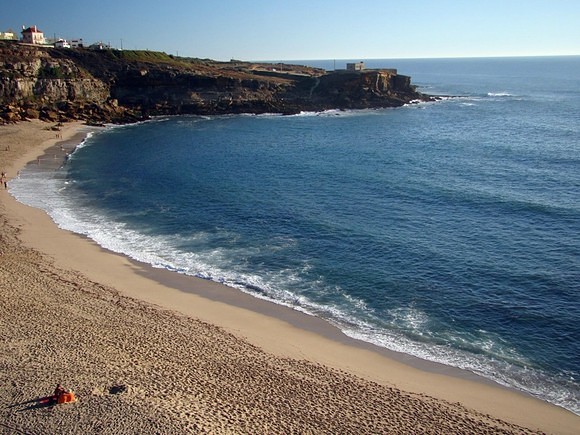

3,0,579,61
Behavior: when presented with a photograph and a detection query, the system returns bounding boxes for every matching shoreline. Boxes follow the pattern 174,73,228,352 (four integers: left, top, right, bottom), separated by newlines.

1,120,578,433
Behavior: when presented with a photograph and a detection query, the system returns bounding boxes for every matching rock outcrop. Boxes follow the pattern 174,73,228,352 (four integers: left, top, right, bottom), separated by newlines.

0,41,432,124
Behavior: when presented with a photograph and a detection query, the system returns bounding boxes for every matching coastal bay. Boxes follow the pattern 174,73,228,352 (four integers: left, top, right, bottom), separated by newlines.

1,120,578,433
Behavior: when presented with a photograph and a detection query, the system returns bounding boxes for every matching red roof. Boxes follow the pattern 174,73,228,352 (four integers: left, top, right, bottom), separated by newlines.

22,26,43,33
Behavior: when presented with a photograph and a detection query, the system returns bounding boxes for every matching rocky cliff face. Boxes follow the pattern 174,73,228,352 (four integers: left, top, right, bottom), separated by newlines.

306,70,421,110
0,43,143,123
0,41,431,124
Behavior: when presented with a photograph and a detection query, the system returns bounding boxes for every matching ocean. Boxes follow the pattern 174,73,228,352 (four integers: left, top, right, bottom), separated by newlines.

11,56,580,414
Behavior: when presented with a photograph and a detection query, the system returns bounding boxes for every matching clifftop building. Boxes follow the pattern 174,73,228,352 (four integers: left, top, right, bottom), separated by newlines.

346,62,365,72
54,39,71,48
0,30,17,41
21,25,45,45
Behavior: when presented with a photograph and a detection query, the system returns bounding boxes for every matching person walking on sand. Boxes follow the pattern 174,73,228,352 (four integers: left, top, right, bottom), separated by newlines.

1,172,7,189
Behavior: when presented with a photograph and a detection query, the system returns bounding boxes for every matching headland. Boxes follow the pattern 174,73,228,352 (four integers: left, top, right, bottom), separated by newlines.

0,41,433,125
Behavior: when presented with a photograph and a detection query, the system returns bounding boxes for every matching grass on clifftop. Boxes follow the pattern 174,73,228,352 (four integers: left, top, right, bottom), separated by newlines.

110,50,177,63
108,49,216,69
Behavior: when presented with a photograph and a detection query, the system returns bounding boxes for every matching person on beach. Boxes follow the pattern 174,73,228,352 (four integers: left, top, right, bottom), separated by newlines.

53,384,66,401
1,172,7,189
51,383,77,404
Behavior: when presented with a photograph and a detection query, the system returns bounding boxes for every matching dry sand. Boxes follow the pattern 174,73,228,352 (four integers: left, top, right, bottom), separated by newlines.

1,120,578,434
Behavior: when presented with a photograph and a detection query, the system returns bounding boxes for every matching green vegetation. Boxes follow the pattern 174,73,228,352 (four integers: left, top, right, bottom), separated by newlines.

110,49,175,62
37,65,65,79
107,49,194,67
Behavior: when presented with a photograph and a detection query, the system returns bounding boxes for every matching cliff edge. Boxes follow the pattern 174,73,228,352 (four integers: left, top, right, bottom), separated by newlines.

0,41,432,124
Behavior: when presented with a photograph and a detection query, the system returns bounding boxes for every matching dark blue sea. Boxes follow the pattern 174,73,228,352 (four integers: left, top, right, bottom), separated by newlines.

11,56,580,414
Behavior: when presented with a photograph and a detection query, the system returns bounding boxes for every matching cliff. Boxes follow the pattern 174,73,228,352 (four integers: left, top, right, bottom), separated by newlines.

0,41,432,124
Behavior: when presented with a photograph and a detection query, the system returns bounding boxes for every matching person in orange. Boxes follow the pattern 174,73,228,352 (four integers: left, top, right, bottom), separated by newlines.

53,384,66,400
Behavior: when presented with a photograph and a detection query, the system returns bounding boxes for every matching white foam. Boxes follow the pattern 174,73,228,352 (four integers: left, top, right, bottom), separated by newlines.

286,108,387,118
72,131,95,150
340,322,579,414
487,92,514,97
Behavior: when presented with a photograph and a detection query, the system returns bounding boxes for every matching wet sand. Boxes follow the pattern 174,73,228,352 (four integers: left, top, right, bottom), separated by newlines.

1,120,578,434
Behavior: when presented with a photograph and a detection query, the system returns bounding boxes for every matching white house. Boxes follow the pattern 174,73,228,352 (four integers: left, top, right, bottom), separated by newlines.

54,39,71,48
346,62,365,72
89,41,110,50
71,39,84,48
21,25,45,44
0,30,17,41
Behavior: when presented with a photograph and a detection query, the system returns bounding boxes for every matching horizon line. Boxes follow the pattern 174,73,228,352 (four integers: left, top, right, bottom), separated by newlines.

256,53,580,63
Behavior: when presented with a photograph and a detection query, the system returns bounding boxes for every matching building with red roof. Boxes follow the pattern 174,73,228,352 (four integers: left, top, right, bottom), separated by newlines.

21,25,45,45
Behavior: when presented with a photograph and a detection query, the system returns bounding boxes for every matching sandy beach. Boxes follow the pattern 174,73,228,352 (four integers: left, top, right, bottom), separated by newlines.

1,120,578,434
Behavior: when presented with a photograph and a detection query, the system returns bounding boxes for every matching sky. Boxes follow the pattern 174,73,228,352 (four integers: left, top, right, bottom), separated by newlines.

2,0,579,61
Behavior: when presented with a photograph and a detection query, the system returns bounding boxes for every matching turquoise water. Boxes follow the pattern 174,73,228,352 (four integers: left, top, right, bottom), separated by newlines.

11,56,580,414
